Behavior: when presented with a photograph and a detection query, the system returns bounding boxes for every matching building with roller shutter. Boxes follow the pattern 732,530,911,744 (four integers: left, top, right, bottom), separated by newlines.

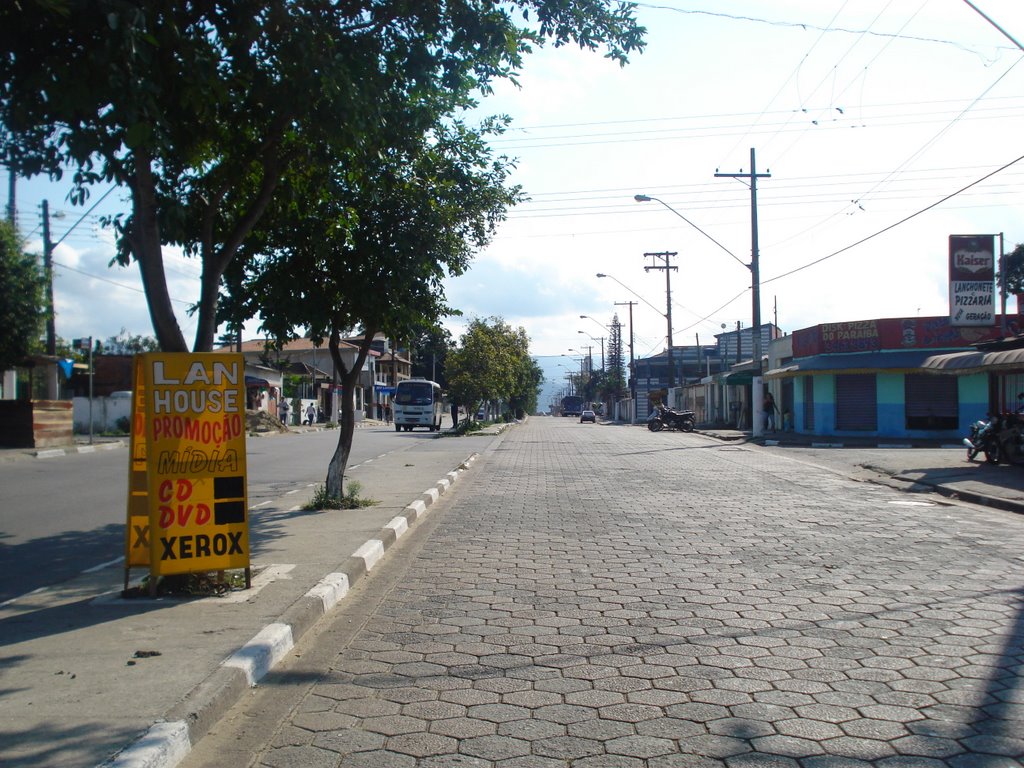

764,315,1007,440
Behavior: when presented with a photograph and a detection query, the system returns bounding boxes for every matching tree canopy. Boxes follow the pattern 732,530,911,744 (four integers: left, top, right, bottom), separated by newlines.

232,116,523,497
0,220,44,371
1,0,645,352
447,316,541,421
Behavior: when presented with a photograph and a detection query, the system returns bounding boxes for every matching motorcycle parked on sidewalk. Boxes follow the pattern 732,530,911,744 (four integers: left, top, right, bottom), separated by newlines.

964,411,1024,465
647,405,696,432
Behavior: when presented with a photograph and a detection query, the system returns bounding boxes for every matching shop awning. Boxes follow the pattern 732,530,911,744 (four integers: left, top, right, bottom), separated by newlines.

244,375,270,387
763,350,944,379
921,347,1024,375
723,370,755,385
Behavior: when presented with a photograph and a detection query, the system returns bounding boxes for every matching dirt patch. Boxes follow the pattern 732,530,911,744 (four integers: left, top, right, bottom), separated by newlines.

247,409,288,434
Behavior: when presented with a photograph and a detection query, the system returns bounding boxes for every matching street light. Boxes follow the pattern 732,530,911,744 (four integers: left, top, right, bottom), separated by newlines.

635,189,764,436
597,271,676,389
577,331,604,371
595,273,665,318
579,314,610,333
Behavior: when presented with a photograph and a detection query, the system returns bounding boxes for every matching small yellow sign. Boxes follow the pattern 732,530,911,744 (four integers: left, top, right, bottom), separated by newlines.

142,353,249,576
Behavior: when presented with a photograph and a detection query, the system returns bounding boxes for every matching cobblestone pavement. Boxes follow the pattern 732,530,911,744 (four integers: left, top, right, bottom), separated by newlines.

191,418,1024,768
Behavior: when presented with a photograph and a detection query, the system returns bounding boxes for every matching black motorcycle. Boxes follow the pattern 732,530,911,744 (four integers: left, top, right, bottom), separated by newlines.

964,417,998,463
965,411,1024,464
647,405,696,432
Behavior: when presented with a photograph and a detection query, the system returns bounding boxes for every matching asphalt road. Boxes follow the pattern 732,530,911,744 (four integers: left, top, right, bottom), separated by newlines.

0,421,454,605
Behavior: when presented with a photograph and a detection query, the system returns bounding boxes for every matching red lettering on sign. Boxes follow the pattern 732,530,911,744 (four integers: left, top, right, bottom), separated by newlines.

158,478,193,503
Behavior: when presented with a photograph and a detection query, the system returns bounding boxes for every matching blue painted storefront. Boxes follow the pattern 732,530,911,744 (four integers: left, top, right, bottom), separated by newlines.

791,370,989,440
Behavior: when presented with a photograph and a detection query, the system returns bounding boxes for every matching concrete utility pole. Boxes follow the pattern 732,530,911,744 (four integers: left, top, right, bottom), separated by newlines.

7,169,15,225
644,251,678,389
716,148,770,436
615,301,637,423
41,200,56,356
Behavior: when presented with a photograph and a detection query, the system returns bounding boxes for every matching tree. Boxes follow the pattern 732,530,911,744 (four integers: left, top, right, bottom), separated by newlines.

410,324,454,388
233,118,521,499
509,356,544,418
97,328,160,355
999,243,1024,297
447,317,539,422
600,314,626,402
1,2,645,352
0,220,44,371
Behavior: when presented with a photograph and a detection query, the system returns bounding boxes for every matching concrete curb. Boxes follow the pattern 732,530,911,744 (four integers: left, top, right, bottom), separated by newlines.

102,453,479,768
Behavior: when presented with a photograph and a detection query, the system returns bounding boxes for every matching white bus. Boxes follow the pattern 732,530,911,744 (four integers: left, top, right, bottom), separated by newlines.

393,378,444,432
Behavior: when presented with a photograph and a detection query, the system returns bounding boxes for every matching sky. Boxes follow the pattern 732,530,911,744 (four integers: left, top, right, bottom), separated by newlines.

4,1,1024,411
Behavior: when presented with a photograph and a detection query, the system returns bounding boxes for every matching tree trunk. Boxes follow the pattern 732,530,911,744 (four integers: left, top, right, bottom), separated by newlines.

325,326,377,500
130,150,188,352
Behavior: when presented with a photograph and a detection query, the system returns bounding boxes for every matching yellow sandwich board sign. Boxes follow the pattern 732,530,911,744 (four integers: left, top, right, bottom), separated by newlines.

124,353,249,587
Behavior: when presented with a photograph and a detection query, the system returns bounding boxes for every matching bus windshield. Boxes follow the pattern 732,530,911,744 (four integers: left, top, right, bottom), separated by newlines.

394,381,436,405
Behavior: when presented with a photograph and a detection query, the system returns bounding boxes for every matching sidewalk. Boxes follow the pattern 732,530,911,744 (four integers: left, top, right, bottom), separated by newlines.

0,424,510,768
695,425,1024,515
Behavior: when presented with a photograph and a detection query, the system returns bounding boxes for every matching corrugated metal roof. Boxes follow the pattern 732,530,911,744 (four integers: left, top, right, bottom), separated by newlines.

921,347,1024,374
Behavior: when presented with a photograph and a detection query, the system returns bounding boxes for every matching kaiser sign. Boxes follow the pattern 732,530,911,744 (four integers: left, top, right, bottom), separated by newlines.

949,234,996,327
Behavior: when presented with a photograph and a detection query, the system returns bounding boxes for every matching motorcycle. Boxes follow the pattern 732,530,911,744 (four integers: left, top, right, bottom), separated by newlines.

964,411,1024,464
647,405,696,432
964,417,998,463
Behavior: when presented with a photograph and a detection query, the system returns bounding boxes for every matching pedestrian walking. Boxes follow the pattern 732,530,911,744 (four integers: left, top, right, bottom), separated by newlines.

279,398,290,426
384,403,392,425
763,391,778,432
306,402,316,426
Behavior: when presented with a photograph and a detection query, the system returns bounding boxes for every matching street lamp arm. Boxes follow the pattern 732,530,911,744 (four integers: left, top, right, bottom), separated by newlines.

634,194,747,269
579,314,611,333
595,273,666,319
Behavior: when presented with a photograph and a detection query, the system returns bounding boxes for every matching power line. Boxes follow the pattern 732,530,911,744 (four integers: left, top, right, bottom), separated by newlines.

763,152,1024,285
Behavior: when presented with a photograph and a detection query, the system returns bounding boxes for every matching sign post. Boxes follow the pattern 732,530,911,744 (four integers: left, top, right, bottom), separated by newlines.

124,353,250,594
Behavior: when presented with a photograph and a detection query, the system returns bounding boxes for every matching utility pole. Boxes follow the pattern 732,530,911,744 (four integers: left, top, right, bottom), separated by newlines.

6,169,15,225
41,200,56,355
716,148,770,436
644,251,678,388
615,301,637,424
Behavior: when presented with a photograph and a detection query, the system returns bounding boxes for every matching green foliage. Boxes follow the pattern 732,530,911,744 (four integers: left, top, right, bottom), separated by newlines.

303,481,376,511
1,1,645,353
1000,243,1024,295
98,328,160,355
447,317,540,419
0,220,44,370
411,324,454,387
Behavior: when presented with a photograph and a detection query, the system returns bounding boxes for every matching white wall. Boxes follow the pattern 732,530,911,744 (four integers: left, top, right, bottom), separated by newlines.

73,394,133,433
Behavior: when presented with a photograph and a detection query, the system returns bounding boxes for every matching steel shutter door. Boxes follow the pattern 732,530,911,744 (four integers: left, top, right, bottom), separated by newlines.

905,374,958,430
835,373,876,431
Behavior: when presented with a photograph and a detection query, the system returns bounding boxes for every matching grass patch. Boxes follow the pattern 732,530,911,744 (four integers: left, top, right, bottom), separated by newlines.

447,419,484,436
303,480,377,510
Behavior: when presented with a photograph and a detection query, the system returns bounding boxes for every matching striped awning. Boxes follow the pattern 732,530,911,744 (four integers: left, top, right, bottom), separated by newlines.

920,347,1024,375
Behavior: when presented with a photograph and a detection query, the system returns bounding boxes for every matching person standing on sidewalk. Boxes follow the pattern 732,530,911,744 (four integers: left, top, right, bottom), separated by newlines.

763,391,779,432
279,398,290,426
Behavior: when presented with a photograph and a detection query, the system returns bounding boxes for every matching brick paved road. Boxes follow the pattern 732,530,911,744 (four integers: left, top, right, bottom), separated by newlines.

185,418,1024,767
